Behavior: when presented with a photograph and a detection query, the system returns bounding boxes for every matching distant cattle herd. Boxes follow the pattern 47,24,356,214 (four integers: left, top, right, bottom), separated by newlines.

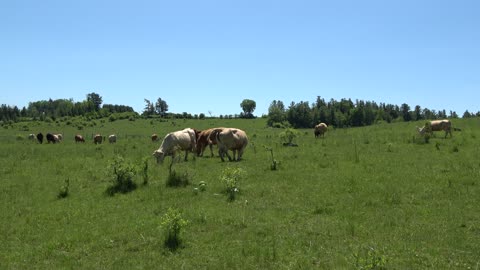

26,119,456,163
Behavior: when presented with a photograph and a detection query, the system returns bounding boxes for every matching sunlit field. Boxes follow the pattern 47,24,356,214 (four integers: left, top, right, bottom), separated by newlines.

1,117,479,269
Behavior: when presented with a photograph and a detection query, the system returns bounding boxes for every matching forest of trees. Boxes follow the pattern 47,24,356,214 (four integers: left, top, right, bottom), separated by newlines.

1,94,479,129
267,96,480,128
0,92,134,123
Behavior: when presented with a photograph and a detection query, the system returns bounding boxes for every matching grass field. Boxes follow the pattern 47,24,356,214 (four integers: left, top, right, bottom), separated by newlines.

1,117,479,269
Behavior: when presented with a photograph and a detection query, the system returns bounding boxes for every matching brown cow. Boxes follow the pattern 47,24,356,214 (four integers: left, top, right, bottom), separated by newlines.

75,134,85,143
196,128,224,157
314,123,328,138
208,128,248,162
417,119,452,138
151,133,159,142
93,134,103,144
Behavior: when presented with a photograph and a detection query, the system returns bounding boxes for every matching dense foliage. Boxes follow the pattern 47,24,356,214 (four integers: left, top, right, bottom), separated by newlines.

268,96,479,128
1,92,134,123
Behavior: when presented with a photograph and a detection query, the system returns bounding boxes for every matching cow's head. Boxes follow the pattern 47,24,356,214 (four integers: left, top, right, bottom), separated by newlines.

152,150,165,164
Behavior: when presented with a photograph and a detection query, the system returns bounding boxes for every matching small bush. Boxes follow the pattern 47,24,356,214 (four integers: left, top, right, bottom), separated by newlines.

166,160,191,187
279,128,300,145
160,208,188,251
220,167,245,201
57,178,70,199
105,156,137,195
166,170,191,187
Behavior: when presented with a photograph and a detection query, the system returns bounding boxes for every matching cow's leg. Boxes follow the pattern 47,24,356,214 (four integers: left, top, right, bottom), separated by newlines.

238,148,244,161
184,150,188,161
209,144,214,157
218,149,225,162
225,150,233,162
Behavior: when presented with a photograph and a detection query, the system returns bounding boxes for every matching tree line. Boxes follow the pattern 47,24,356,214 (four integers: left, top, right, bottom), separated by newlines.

267,96,480,128
1,93,134,123
2,93,478,129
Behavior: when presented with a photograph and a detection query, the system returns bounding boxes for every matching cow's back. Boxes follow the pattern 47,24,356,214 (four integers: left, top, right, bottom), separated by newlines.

219,128,248,150
160,129,195,154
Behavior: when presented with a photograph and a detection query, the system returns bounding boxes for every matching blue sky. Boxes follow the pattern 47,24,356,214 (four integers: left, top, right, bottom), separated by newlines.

1,0,479,116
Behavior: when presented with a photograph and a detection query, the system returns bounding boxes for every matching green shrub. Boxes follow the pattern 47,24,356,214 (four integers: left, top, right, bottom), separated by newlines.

105,156,137,196
279,128,300,145
160,208,188,251
57,178,70,199
220,167,245,201
166,160,191,187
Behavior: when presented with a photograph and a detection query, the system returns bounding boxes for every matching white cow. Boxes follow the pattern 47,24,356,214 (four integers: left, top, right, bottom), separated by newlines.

417,119,452,138
152,128,197,163
314,123,328,138
208,128,248,162
28,134,36,140
108,134,117,143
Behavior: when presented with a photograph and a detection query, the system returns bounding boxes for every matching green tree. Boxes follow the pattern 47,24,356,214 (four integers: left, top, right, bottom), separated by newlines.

240,99,256,118
143,99,155,116
286,101,312,128
86,92,103,111
155,98,169,117
267,100,286,126
401,103,411,121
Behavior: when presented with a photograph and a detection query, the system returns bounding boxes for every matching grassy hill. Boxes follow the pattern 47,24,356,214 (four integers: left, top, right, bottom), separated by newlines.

1,117,479,269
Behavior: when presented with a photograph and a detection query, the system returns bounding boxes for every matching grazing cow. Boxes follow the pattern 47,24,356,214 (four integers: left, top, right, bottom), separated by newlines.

108,134,117,143
93,134,103,144
314,123,328,138
36,133,44,144
75,134,85,143
46,133,59,144
28,134,36,141
196,128,224,157
151,133,159,142
417,119,452,138
208,128,248,162
152,128,197,164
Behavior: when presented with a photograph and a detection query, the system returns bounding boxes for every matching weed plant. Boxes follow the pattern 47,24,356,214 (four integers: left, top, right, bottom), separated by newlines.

105,155,137,195
160,208,188,251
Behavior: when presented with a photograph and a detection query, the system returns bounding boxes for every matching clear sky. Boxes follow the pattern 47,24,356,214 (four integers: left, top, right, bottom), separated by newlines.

1,0,479,116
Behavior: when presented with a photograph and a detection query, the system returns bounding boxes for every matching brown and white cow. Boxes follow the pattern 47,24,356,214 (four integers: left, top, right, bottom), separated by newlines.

108,134,117,143
208,128,248,162
417,119,452,138
152,128,197,164
151,133,159,142
93,134,103,144
75,134,85,143
46,133,60,144
196,128,224,157
314,123,328,138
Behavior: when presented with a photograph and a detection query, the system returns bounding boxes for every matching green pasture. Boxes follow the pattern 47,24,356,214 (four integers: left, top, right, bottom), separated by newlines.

1,117,479,269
